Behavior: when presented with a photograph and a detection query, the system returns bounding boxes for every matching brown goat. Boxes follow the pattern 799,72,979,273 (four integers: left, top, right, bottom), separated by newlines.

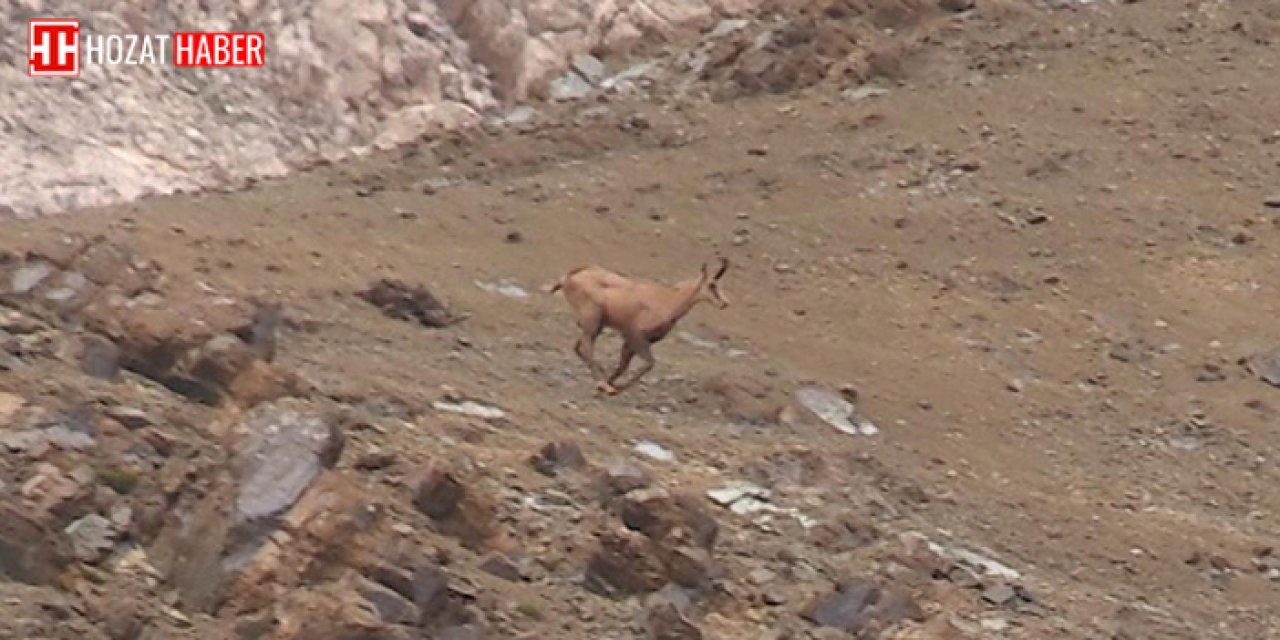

548,258,730,395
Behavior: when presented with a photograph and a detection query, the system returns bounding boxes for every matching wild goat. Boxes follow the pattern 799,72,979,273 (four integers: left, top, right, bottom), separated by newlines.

548,258,731,395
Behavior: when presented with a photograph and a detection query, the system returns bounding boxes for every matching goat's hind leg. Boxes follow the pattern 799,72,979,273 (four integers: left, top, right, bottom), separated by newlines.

572,312,608,385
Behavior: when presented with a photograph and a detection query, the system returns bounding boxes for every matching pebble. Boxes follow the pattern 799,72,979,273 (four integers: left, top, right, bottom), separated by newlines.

1265,195,1280,209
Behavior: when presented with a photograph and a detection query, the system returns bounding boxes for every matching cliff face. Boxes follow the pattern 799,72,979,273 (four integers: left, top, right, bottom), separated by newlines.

0,0,759,219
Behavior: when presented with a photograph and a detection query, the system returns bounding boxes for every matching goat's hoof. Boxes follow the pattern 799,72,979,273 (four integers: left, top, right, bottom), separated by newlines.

596,382,619,396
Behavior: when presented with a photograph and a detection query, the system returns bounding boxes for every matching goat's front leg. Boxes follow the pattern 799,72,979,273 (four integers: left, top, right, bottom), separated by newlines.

600,343,635,395
612,338,654,392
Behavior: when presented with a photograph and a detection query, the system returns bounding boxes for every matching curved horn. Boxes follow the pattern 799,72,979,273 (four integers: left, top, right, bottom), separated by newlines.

713,257,729,279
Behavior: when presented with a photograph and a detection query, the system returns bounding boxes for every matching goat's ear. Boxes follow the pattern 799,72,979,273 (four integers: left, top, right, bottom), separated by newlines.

714,257,729,280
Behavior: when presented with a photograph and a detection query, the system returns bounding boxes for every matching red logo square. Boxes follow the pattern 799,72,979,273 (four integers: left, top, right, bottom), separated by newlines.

29,18,80,77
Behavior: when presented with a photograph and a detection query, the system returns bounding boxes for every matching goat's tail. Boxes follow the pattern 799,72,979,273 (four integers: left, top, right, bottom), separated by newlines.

542,265,588,295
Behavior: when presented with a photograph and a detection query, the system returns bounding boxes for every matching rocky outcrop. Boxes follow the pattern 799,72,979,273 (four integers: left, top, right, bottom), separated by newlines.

0,0,764,219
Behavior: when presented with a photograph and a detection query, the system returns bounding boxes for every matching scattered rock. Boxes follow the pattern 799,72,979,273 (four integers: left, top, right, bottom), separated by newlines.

550,72,593,101
1245,348,1280,387
598,460,654,500
939,0,976,11
231,399,344,525
586,526,669,596
431,399,506,420
1194,363,1227,383
103,406,152,430
234,300,282,362
981,582,1017,606
842,85,890,102
273,576,394,640
571,53,606,83
478,551,524,582
529,440,587,477
351,572,421,626
64,514,119,563
801,578,924,634
633,440,677,463
0,504,70,584
356,279,461,328
475,279,530,299
792,386,879,436
8,262,55,296
926,540,1022,581
21,462,92,520
1265,195,1280,209
645,587,704,640
619,487,718,550
414,465,502,549
420,177,453,195
78,334,122,381
504,106,538,126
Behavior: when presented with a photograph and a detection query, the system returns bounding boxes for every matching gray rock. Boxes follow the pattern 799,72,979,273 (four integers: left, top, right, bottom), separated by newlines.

707,18,750,40
10,262,55,295
602,62,660,92
43,271,91,304
1246,348,1280,387
64,514,118,563
104,406,152,430
503,105,537,126
79,335,122,381
982,582,1017,606
841,85,890,102
529,440,586,477
550,71,593,101
352,574,421,625
0,431,50,457
633,440,676,463
231,399,343,524
43,424,96,451
599,459,654,498
478,552,524,582
420,177,453,195
645,587,703,639
571,53,606,83
802,579,924,633
794,386,879,436
802,579,880,632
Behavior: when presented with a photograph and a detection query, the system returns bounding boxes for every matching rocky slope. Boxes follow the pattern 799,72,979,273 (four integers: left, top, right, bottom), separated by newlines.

0,0,758,219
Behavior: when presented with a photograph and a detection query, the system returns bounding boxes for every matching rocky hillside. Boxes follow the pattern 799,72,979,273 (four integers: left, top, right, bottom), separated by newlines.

3,0,1280,638
0,0,757,219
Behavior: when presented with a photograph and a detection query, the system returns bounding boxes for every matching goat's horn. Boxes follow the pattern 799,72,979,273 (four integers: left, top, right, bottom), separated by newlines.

714,257,729,279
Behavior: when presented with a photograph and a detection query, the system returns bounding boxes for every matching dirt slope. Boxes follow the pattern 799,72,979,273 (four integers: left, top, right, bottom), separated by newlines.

2,0,1279,638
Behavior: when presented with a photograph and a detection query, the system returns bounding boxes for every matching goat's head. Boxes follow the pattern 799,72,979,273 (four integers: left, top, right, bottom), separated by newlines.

697,257,731,309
